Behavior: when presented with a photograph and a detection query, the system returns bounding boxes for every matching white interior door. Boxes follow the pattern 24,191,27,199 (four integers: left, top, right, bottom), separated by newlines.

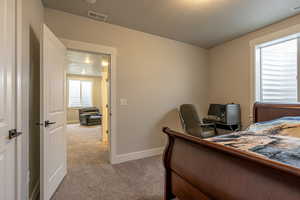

0,0,17,199
41,24,67,200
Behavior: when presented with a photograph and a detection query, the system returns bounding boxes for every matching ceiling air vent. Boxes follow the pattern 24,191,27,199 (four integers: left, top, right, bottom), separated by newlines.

88,11,108,22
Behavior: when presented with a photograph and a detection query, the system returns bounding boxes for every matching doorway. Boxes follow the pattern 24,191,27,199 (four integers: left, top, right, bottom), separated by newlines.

65,49,111,163
39,27,117,200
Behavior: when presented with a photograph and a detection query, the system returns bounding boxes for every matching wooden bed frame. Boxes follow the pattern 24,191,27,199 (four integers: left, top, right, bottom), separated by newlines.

163,103,300,200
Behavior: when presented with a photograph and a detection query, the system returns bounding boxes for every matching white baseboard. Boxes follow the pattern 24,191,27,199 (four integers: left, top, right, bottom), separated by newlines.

29,181,39,200
112,147,164,164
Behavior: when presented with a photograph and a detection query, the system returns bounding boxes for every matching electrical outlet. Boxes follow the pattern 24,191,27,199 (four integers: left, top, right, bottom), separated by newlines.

120,98,128,106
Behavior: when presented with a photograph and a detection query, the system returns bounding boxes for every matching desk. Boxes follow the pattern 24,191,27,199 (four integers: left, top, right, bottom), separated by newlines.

203,119,241,134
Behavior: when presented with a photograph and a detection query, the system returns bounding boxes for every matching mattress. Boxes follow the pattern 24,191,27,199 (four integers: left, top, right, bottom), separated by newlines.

205,117,300,169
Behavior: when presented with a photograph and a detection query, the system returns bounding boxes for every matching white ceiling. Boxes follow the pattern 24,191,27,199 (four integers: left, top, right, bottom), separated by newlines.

43,0,300,48
67,50,109,77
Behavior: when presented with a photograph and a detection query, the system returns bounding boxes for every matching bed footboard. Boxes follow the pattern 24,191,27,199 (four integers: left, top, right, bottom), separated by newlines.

163,127,300,200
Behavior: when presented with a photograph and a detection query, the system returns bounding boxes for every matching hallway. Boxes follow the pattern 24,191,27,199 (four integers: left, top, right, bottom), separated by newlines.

51,124,164,200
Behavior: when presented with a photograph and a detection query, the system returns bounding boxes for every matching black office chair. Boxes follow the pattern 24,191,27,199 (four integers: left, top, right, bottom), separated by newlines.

179,104,217,138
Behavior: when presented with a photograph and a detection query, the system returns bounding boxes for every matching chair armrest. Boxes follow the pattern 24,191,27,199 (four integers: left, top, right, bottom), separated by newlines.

196,122,215,127
199,122,218,135
80,113,91,117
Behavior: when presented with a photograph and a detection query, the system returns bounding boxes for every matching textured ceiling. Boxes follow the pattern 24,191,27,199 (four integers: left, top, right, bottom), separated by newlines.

67,50,109,77
43,0,300,48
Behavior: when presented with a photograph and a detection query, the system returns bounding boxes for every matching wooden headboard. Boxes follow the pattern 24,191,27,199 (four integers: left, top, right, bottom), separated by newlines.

253,102,300,123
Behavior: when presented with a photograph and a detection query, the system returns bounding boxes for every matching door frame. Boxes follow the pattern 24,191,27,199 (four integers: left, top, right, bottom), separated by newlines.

16,0,25,199
16,0,37,198
61,38,118,164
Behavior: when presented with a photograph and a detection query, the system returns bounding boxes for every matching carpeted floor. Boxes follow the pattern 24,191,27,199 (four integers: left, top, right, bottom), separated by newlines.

51,124,164,200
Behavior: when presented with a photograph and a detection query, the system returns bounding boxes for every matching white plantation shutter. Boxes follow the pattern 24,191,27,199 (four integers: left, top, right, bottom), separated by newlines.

68,79,93,107
81,81,93,107
259,39,298,103
69,80,81,107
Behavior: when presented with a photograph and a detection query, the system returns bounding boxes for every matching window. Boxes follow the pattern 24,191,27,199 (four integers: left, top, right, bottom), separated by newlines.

68,80,93,107
256,38,299,103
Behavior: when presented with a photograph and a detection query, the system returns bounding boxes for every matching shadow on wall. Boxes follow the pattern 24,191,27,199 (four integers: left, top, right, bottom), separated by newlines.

154,108,183,145
29,26,40,196
161,108,183,132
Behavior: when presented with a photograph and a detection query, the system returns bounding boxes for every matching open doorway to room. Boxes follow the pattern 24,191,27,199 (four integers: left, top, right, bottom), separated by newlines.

65,49,111,164
39,30,117,199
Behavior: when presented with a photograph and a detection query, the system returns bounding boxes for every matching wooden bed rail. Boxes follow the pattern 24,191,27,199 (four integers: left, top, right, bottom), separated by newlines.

162,103,300,200
162,126,300,200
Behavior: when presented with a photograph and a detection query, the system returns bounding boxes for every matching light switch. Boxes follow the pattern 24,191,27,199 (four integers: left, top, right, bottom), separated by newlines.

120,98,128,106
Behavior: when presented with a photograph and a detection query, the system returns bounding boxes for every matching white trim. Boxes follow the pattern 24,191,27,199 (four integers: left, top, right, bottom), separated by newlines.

249,24,300,48
249,23,300,122
60,38,118,164
112,147,165,164
29,182,39,200
16,0,26,199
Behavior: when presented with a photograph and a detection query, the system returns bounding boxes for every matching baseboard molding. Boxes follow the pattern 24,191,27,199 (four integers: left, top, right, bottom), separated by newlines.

29,181,39,200
112,147,164,164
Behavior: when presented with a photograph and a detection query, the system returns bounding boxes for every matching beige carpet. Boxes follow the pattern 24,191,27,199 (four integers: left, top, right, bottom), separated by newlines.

51,124,164,200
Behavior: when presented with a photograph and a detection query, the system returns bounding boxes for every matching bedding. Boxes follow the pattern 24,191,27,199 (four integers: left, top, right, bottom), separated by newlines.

206,117,300,169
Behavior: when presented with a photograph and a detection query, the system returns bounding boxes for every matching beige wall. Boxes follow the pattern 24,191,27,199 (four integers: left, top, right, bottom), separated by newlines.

45,8,209,155
66,74,102,123
208,14,300,128
23,0,44,197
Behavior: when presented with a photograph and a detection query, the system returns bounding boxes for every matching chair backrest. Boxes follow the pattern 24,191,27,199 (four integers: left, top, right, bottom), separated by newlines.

179,104,201,132
79,107,100,114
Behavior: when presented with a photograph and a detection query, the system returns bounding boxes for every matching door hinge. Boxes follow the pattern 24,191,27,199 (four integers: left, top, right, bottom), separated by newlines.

106,130,109,134
9,129,22,139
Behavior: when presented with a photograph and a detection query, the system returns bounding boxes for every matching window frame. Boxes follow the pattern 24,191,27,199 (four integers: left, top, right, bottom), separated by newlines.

255,35,300,103
68,79,93,108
